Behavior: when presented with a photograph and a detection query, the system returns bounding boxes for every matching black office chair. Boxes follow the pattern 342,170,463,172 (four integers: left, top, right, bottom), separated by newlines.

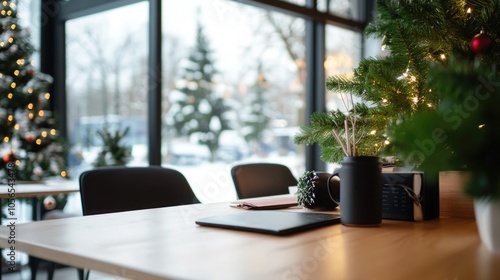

230,163,298,199
76,166,199,279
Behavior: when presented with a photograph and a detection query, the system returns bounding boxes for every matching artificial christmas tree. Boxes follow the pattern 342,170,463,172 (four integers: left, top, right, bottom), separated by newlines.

0,0,69,182
296,0,500,164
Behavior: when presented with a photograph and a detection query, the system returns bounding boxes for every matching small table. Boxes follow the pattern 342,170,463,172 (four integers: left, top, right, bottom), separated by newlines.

0,198,499,279
0,180,80,279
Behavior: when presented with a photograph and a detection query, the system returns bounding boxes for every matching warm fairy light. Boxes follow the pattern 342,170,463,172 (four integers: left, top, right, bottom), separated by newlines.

7,115,13,121
60,170,67,177
28,103,34,109
28,113,34,119
384,139,391,145
427,103,433,108
38,110,44,117
10,82,16,88
36,139,42,145
14,124,19,130
479,124,485,129
1,2,6,7
9,2,14,9
370,130,377,135
50,129,56,135
382,99,388,103
0,73,2,77
440,54,446,60
27,88,33,94
467,7,472,14
0,10,4,16
15,160,20,166
10,24,16,30
8,37,13,43
7,10,12,16
0,42,4,47
3,137,9,143
41,131,48,137
16,59,25,65
412,97,418,103
44,93,50,99
13,70,19,76
7,93,13,99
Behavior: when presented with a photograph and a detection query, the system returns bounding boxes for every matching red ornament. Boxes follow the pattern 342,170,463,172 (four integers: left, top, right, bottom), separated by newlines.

27,69,35,77
471,31,493,56
26,134,34,142
2,153,14,163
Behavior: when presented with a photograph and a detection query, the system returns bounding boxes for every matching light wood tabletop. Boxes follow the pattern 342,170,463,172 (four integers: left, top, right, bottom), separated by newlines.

0,180,79,198
1,197,499,280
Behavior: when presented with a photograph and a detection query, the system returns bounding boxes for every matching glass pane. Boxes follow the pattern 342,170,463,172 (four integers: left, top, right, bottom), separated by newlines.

325,25,361,111
162,0,306,202
318,0,361,21
66,2,149,179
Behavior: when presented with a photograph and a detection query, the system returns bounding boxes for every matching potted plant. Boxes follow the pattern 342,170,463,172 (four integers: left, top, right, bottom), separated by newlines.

297,170,339,210
385,58,500,253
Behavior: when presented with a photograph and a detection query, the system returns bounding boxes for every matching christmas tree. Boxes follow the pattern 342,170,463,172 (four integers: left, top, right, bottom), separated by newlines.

0,0,69,182
241,63,272,154
171,22,231,162
296,0,500,164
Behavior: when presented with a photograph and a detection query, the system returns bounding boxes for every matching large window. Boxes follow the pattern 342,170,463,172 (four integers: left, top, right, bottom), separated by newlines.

161,0,306,202
43,0,371,203
65,2,149,177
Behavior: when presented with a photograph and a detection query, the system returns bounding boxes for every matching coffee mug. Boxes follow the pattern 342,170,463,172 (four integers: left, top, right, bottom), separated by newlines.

327,156,382,226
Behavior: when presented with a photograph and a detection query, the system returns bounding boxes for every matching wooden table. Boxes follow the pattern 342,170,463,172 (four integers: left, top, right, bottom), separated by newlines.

0,198,499,280
0,181,79,199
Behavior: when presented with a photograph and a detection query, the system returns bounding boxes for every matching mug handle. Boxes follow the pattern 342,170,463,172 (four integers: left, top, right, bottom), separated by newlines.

327,172,340,205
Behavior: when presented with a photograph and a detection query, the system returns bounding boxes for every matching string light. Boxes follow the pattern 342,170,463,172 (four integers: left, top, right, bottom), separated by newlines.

14,124,19,130
384,139,391,145
3,137,9,143
16,59,25,65
41,131,47,137
50,129,56,135
0,42,4,47
370,130,377,135
440,53,446,60
7,93,13,99
0,10,4,16
3,1,8,6
7,10,12,16
38,110,44,117
10,82,16,88
15,160,20,166
479,124,485,129
10,24,16,30
28,113,34,119
7,115,13,121
60,171,67,177
36,139,42,145
44,93,50,99
7,37,13,43
28,103,34,109
13,70,19,76
27,88,33,94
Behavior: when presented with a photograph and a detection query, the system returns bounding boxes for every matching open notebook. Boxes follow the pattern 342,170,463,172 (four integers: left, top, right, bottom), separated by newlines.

195,211,341,235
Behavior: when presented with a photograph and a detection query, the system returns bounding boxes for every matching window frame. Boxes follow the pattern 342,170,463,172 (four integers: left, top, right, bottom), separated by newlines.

40,0,373,171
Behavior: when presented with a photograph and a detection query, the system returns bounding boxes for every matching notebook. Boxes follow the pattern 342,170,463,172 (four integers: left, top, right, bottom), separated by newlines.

195,210,341,235
230,195,298,210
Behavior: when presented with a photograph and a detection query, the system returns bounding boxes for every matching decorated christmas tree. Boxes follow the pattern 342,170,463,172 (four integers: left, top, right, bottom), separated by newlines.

0,0,69,182
296,0,500,164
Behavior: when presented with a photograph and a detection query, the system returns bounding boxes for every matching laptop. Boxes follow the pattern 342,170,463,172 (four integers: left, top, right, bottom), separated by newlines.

195,210,341,235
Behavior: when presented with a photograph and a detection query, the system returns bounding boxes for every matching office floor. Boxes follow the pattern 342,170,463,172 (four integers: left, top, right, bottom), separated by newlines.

2,265,128,280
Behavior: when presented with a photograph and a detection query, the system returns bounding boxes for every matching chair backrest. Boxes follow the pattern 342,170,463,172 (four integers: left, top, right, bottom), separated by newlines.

79,166,199,215
230,163,298,199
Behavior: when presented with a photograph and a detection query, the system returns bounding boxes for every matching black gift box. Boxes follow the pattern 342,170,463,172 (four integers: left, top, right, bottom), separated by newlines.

381,172,439,221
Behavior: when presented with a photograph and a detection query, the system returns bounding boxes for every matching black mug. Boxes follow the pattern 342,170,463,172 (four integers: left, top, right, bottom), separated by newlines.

328,156,382,226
